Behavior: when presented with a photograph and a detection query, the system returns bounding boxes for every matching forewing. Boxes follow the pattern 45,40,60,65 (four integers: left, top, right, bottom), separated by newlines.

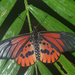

39,31,75,63
0,34,30,59
0,33,36,67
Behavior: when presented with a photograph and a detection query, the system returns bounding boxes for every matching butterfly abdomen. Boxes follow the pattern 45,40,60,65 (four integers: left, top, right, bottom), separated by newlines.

33,32,40,59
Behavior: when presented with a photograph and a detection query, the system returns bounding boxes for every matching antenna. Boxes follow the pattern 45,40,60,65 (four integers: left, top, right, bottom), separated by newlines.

18,13,48,28
18,14,28,23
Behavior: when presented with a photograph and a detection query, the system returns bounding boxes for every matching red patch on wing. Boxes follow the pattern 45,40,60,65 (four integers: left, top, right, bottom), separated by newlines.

10,36,29,58
42,33,60,38
56,39,65,47
12,36,29,44
42,33,65,52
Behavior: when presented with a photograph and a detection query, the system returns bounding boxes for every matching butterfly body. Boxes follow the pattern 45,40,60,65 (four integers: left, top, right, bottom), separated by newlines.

32,27,40,59
0,27,75,67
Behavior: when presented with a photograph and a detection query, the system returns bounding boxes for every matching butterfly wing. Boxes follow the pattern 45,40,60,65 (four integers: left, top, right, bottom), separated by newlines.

0,33,36,67
15,38,36,67
39,31,75,63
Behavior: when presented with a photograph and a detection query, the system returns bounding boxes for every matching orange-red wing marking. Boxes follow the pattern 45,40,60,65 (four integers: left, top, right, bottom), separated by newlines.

15,39,36,67
39,32,75,63
39,38,60,63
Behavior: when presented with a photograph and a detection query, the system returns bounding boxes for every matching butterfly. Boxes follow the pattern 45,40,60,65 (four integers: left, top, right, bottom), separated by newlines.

0,26,75,67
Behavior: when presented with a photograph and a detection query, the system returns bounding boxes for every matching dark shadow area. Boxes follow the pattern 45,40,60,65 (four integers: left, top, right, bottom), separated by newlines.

44,63,61,75
63,52,75,65
17,66,28,75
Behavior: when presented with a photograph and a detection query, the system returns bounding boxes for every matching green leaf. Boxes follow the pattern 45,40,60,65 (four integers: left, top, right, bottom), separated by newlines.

54,55,75,75
0,10,26,74
0,60,20,75
36,60,53,75
24,65,35,75
0,0,17,26
42,0,75,26
1,10,26,40
28,5,74,33
72,52,75,57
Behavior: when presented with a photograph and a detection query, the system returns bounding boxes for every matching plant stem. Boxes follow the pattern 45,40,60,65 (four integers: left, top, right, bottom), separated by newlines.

35,63,38,75
24,0,32,33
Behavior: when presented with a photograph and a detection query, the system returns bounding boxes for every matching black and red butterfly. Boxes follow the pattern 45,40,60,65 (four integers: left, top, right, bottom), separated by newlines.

0,27,75,67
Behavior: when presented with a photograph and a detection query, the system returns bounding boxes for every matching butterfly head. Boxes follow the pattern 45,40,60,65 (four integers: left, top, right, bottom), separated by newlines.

33,26,38,33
